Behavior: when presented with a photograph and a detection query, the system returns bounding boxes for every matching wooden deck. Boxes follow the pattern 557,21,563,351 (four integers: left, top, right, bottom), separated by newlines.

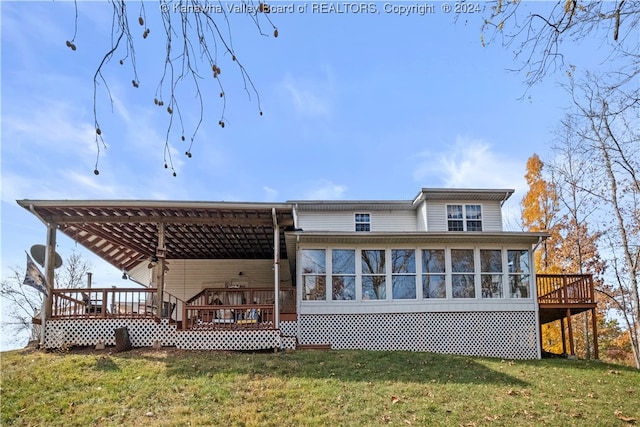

537,274,597,323
45,287,296,332
536,274,598,358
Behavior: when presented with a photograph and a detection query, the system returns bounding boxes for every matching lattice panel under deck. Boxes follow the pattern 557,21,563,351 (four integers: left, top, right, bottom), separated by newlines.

279,320,297,337
44,319,176,349
176,330,281,350
298,311,538,359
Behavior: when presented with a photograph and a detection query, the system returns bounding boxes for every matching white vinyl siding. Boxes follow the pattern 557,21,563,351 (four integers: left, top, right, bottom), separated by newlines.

159,259,292,302
417,201,428,231
298,211,417,232
426,201,503,232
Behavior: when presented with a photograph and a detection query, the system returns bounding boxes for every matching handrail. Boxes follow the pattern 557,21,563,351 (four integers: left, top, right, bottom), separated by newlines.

49,288,182,321
536,274,595,305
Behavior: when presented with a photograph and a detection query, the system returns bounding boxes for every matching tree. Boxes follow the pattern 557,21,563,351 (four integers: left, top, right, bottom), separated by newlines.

481,0,639,97
66,0,278,176
0,251,92,348
521,153,562,273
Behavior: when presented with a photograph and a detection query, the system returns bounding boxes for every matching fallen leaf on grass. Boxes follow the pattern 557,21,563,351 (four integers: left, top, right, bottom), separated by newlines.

391,396,400,404
506,389,519,396
615,411,637,423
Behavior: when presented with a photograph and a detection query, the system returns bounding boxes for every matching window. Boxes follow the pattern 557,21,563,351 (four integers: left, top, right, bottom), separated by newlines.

465,205,482,231
332,249,355,300
508,250,530,298
451,249,475,298
447,205,482,231
391,249,416,299
447,205,464,231
301,249,326,301
480,249,503,298
422,249,446,298
355,213,371,232
361,249,386,300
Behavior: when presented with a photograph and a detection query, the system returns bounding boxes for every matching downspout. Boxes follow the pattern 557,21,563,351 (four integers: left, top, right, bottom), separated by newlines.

500,191,510,207
272,208,280,329
532,235,543,359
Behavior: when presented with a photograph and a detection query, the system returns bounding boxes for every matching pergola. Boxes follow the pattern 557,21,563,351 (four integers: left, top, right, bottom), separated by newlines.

18,200,296,325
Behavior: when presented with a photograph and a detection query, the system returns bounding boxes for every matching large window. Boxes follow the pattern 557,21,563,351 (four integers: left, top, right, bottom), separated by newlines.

391,249,416,299
355,213,371,232
447,205,482,231
332,249,356,300
451,249,475,298
480,249,503,298
362,249,386,300
301,249,326,301
422,249,446,298
508,250,530,298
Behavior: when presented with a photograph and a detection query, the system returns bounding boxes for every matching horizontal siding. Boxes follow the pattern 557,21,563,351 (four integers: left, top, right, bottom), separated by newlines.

154,259,292,302
426,201,448,231
298,211,417,232
482,202,503,231
426,200,503,232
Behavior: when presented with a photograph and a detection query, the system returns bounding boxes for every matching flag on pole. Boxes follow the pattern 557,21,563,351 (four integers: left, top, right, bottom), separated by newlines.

23,252,49,296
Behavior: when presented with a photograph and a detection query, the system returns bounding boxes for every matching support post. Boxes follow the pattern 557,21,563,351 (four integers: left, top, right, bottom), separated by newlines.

560,318,567,355
156,222,166,318
591,307,600,360
272,208,280,329
566,308,575,356
41,223,57,346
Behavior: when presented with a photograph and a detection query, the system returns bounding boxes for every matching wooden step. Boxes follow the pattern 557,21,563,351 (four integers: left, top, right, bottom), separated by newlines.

296,343,331,350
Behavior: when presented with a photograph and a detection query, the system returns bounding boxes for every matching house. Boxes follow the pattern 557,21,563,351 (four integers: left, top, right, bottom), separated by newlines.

18,188,598,359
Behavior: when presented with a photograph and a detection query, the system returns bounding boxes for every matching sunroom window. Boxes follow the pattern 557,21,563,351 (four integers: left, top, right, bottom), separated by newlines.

332,249,356,300
422,249,446,298
391,249,416,299
480,249,503,298
508,250,530,298
451,249,475,298
361,249,386,300
301,249,326,301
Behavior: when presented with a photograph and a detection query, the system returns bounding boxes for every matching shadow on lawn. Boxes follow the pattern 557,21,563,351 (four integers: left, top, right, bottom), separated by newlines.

124,349,531,386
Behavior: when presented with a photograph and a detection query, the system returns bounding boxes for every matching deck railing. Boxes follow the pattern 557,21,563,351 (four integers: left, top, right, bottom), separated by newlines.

536,274,595,305
50,288,181,321
187,287,296,313
182,303,275,331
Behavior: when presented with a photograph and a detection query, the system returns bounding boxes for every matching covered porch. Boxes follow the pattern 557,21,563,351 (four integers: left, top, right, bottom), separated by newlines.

19,200,299,350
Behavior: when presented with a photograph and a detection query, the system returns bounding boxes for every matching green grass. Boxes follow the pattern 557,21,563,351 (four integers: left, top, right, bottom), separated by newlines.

1,347,638,426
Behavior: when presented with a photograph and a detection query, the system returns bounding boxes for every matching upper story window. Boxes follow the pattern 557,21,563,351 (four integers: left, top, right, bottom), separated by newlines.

355,213,371,232
447,204,482,231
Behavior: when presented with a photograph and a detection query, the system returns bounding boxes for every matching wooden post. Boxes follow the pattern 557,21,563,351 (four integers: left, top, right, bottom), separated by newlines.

566,308,575,356
272,208,280,330
40,223,57,347
591,307,599,360
560,318,567,355
156,222,166,318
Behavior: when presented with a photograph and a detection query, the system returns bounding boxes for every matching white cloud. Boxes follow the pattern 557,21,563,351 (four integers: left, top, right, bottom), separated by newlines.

279,69,334,119
304,180,348,200
413,136,527,231
413,136,526,192
263,186,279,201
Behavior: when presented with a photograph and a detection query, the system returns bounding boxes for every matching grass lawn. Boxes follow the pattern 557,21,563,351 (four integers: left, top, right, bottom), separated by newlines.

1,347,638,426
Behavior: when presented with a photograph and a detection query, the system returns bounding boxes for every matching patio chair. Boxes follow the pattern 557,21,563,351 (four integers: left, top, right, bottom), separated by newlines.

82,292,102,314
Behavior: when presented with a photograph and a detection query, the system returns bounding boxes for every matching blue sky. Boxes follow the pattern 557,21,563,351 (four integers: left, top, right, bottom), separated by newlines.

0,1,607,347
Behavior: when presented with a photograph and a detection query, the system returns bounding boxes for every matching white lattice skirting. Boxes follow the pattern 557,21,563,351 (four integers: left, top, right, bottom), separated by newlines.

44,318,177,348
298,311,539,359
44,319,296,351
